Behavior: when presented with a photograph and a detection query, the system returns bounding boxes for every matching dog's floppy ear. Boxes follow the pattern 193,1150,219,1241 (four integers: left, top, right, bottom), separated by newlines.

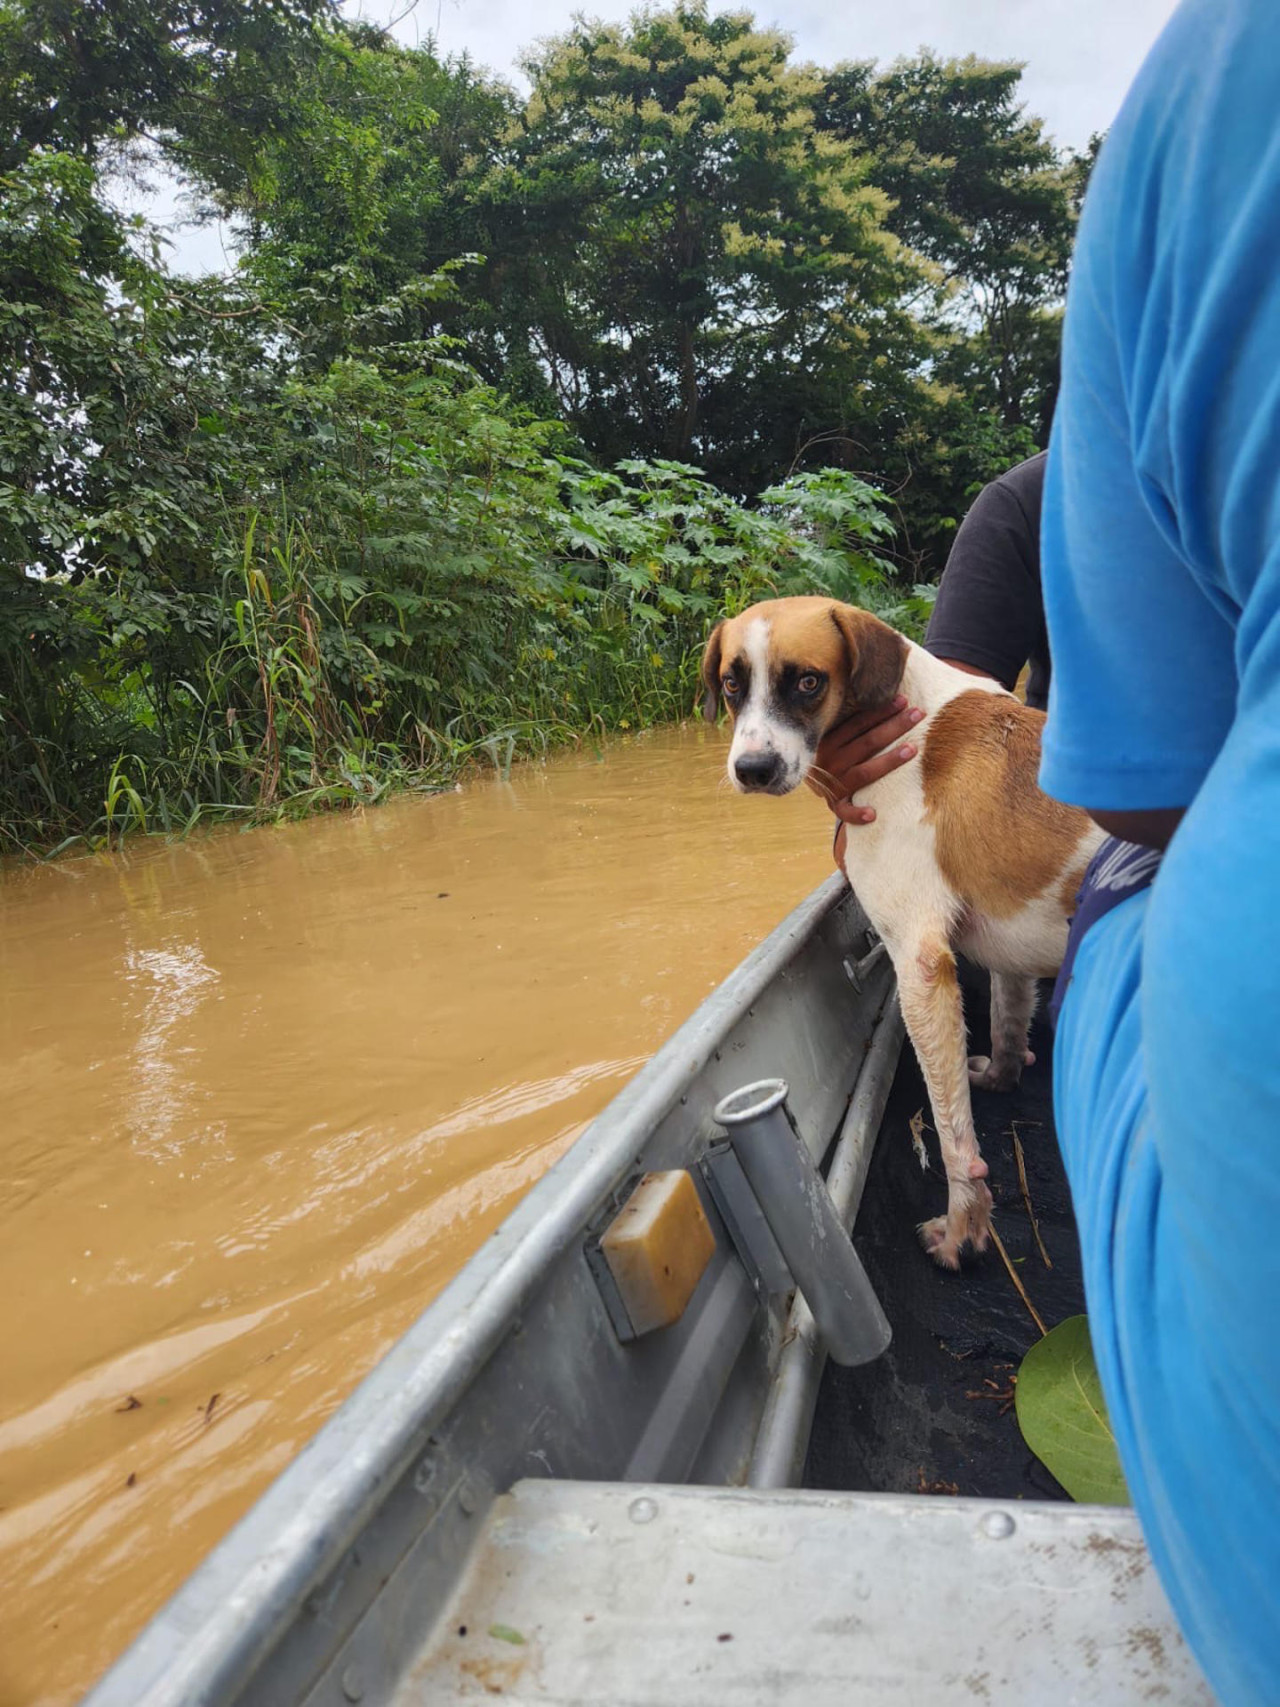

829,603,907,709
700,620,725,723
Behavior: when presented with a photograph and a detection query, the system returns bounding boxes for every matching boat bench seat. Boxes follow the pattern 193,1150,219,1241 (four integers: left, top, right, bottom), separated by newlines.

397,1479,1214,1705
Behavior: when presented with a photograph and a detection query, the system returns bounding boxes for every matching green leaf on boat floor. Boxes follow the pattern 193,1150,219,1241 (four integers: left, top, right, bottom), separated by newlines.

1015,1315,1130,1506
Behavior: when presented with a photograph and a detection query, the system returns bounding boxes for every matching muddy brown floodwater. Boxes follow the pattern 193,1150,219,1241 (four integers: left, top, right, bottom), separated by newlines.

0,724,830,1707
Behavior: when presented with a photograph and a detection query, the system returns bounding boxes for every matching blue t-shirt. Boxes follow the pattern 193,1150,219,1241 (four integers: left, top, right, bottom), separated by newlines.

1042,3,1280,1702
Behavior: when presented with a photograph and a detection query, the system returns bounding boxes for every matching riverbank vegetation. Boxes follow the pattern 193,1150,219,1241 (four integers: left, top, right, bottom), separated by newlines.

0,0,1095,853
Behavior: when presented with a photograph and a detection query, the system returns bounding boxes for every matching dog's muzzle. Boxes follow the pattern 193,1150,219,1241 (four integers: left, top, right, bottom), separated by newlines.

734,750,784,790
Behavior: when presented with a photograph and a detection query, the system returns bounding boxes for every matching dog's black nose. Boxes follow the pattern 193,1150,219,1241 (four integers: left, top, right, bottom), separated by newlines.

735,751,782,789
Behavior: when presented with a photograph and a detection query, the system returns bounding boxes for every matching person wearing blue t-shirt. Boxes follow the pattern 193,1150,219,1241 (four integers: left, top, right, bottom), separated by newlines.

1041,3,1280,1702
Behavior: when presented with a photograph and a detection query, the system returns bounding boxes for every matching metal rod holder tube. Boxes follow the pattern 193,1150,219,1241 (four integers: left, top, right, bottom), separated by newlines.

714,1079,892,1369
748,998,904,1487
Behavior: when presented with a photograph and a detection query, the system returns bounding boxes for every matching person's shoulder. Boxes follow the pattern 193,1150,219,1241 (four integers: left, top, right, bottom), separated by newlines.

989,452,1047,512
965,452,1046,540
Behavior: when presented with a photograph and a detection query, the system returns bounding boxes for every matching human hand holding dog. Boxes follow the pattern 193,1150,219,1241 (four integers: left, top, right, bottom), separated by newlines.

807,696,924,835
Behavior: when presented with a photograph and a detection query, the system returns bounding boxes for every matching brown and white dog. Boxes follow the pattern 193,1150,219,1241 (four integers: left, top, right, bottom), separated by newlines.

702,595,1103,1268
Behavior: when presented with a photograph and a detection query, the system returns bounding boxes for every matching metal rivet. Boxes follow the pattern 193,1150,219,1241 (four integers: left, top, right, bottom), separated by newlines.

341,1666,365,1702
628,1496,659,1524
458,1481,478,1516
980,1510,1016,1540
413,1455,436,1495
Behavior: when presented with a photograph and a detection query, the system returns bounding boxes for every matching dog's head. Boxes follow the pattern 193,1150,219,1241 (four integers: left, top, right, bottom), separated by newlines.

701,596,908,795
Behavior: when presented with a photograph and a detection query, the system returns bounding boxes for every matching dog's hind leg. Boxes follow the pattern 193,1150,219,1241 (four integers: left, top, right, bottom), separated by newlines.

968,972,1038,1092
892,931,993,1269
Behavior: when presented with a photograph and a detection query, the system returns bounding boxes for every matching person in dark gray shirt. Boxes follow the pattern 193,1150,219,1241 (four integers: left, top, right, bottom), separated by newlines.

811,451,1050,837
924,451,1049,711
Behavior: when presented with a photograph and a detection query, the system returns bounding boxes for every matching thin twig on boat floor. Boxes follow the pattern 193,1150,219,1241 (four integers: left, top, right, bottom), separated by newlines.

908,1107,931,1172
990,1223,1047,1337
964,1373,1018,1417
1009,1120,1052,1269
916,1469,960,1496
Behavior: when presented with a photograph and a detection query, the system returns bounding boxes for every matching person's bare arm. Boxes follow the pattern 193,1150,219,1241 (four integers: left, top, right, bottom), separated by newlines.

1088,806,1185,851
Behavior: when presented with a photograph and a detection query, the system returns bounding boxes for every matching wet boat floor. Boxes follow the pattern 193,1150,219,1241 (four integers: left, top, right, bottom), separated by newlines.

805,967,1085,1501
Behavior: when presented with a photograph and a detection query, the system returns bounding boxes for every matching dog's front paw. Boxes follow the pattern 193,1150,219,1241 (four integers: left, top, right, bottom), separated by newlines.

967,1051,1034,1092
918,1179,994,1270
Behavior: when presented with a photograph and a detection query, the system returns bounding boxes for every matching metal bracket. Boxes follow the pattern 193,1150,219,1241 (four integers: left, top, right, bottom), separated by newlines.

842,928,887,993
698,1141,794,1297
582,1169,647,1343
583,1235,641,1343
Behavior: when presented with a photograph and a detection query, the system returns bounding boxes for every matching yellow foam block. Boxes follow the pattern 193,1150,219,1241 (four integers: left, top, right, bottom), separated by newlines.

600,1169,716,1337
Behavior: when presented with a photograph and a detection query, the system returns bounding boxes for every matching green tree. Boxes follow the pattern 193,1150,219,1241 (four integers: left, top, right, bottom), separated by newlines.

812,52,1078,571
480,3,933,485
820,52,1075,436
213,25,512,334
0,0,330,172
1067,131,1104,216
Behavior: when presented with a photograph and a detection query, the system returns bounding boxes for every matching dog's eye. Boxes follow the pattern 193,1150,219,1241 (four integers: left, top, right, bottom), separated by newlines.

797,672,823,695
722,674,740,697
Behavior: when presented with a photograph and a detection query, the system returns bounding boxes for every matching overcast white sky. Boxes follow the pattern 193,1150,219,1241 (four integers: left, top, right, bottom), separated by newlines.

143,0,1181,275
